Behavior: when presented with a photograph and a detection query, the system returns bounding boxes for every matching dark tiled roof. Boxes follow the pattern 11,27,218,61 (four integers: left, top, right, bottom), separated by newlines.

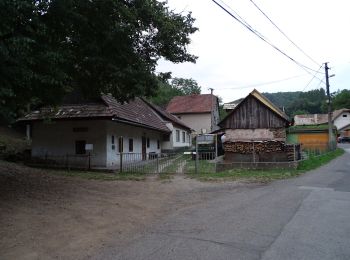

18,95,171,133
142,99,192,130
166,94,218,114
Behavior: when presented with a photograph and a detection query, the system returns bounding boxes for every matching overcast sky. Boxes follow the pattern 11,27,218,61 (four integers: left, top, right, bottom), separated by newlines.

156,0,350,103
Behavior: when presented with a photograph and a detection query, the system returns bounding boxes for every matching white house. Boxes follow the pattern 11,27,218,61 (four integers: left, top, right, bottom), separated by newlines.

333,108,350,136
18,94,192,169
166,94,220,135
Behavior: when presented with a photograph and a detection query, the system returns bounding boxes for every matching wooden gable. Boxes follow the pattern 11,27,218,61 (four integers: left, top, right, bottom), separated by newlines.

220,95,288,129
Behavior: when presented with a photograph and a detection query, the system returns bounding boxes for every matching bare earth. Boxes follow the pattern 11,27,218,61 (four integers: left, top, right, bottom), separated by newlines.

0,160,236,260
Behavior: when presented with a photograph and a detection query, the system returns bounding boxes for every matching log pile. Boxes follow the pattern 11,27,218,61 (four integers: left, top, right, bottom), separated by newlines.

224,141,285,154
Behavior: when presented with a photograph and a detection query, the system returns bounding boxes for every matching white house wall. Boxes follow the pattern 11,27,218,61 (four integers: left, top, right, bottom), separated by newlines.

176,113,212,135
31,120,107,167
106,121,163,167
334,111,350,130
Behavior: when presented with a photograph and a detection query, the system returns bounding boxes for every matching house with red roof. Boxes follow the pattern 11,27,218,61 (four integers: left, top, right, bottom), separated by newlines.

166,94,220,135
18,94,192,168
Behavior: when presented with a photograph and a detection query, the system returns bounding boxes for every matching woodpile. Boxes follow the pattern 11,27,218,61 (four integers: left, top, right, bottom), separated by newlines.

224,141,285,154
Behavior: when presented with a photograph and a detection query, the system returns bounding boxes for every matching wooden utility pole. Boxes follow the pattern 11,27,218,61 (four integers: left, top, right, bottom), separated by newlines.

325,62,334,150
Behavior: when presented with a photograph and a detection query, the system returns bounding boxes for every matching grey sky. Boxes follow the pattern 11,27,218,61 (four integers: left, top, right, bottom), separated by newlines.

157,0,350,103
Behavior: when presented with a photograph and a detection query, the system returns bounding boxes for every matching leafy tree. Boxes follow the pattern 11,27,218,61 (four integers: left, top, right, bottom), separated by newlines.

0,0,198,123
332,89,350,109
170,77,201,95
149,76,202,107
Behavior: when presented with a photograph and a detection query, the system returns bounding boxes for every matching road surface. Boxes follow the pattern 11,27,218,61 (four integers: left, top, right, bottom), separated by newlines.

98,144,350,260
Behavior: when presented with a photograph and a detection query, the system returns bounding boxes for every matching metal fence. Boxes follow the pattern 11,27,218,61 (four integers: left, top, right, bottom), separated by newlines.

26,142,337,173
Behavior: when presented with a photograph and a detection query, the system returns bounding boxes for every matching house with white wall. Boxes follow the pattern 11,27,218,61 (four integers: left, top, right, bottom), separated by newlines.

18,94,192,168
333,108,350,137
166,94,220,135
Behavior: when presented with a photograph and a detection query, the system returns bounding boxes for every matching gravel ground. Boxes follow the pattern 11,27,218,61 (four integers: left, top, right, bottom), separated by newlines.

0,161,222,260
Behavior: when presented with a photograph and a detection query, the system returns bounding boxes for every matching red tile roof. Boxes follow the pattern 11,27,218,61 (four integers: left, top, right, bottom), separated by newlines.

166,94,218,114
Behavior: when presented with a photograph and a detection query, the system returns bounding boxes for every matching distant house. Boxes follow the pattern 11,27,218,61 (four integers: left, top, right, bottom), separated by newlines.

218,89,292,162
166,94,220,135
333,108,350,137
294,114,328,125
18,94,191,168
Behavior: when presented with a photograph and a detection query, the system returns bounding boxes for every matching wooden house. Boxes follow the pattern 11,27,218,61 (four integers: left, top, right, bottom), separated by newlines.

219,89,292,162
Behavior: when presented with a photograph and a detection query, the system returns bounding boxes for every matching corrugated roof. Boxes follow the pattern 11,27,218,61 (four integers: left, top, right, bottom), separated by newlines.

166,94,218,114
18,95,171,133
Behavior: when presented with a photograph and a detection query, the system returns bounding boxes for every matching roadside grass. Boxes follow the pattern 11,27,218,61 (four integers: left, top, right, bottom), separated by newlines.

41,168,147,181
187,148,345,182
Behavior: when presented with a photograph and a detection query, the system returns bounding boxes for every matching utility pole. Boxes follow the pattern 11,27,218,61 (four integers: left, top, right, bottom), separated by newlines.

209,88,214,132
325,62,334,150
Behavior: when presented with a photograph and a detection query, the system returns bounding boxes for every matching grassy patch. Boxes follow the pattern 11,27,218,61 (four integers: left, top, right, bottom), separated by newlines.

188,148,345,182
43,169,147,181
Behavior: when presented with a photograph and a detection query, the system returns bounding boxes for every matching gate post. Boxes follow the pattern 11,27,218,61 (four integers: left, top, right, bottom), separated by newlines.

195,136,199,174
156,154,159,174
120,152,123,173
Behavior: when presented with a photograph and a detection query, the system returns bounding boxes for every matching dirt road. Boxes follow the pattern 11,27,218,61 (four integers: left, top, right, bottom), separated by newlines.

1,161,225,259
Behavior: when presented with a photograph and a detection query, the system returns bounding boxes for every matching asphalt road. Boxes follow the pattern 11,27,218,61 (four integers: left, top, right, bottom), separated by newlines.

99,144,350,260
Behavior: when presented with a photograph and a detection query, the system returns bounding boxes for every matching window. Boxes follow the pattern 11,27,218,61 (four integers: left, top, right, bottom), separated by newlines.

147,138,150,148
111,135,115,144
343,114,348,117
129,139,133,152
176,130,180,142
182,132,185,143
118,137,123,153
157,140,160,149
75,140,86,155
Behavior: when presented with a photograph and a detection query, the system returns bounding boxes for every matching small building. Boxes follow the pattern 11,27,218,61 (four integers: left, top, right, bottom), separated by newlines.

166,94,220,135
218,89,292,162
287,124,337,151
333,108,350,137
18,94,192,169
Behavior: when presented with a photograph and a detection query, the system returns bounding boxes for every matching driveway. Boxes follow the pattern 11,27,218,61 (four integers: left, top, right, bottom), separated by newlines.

100,144,350,260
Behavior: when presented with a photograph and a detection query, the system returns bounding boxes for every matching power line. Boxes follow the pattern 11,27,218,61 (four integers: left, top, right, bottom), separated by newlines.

217,74,308,90
301,65,324,92
211,0,324,78
248,0,321,67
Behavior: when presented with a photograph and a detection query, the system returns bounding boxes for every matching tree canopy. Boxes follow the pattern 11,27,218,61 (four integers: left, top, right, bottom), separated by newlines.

332,89,350,110
148,75,202,107
0,0,198,123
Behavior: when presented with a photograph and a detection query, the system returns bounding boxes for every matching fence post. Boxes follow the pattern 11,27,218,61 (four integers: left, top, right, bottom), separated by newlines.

195,135,199,174
88,152,91,170
293,145,296,161
156,154,159,174
120,152,123,173
252,142,256,163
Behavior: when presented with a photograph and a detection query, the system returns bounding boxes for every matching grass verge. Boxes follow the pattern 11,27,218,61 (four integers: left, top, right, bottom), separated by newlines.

187,148,345,182
43,169,147,181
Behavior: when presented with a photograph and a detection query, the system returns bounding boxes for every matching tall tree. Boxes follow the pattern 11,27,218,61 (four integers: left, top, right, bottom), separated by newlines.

170,77,201,95
332,89,350,110
0,0,198,123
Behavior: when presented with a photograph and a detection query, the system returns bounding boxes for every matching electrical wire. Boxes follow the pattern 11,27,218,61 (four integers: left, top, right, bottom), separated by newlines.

248,0,321,68
217,74,308,90
301,65,324,92
211,0,324,78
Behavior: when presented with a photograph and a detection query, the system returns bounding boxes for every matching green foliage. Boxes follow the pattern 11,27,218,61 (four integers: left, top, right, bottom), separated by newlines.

263,89,327,117
0,0,198,123
149,76,202,107
332,89,350,109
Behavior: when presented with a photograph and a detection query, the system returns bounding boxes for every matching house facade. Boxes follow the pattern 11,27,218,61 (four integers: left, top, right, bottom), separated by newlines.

333,109,350,137
166,94,220,135
219,89,292,162
18,95,191,168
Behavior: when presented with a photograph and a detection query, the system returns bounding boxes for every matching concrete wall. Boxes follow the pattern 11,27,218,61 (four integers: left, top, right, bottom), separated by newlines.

31,120,107,167
176,113,211,135
106,121,163,167
334,111,350,130
225,128,286,142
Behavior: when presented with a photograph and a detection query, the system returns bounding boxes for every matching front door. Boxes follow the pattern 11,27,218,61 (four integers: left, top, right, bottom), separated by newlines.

142,136,146,160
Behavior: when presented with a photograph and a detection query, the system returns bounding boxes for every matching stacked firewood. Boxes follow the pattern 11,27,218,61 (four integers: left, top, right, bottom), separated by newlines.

224,141,285,154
